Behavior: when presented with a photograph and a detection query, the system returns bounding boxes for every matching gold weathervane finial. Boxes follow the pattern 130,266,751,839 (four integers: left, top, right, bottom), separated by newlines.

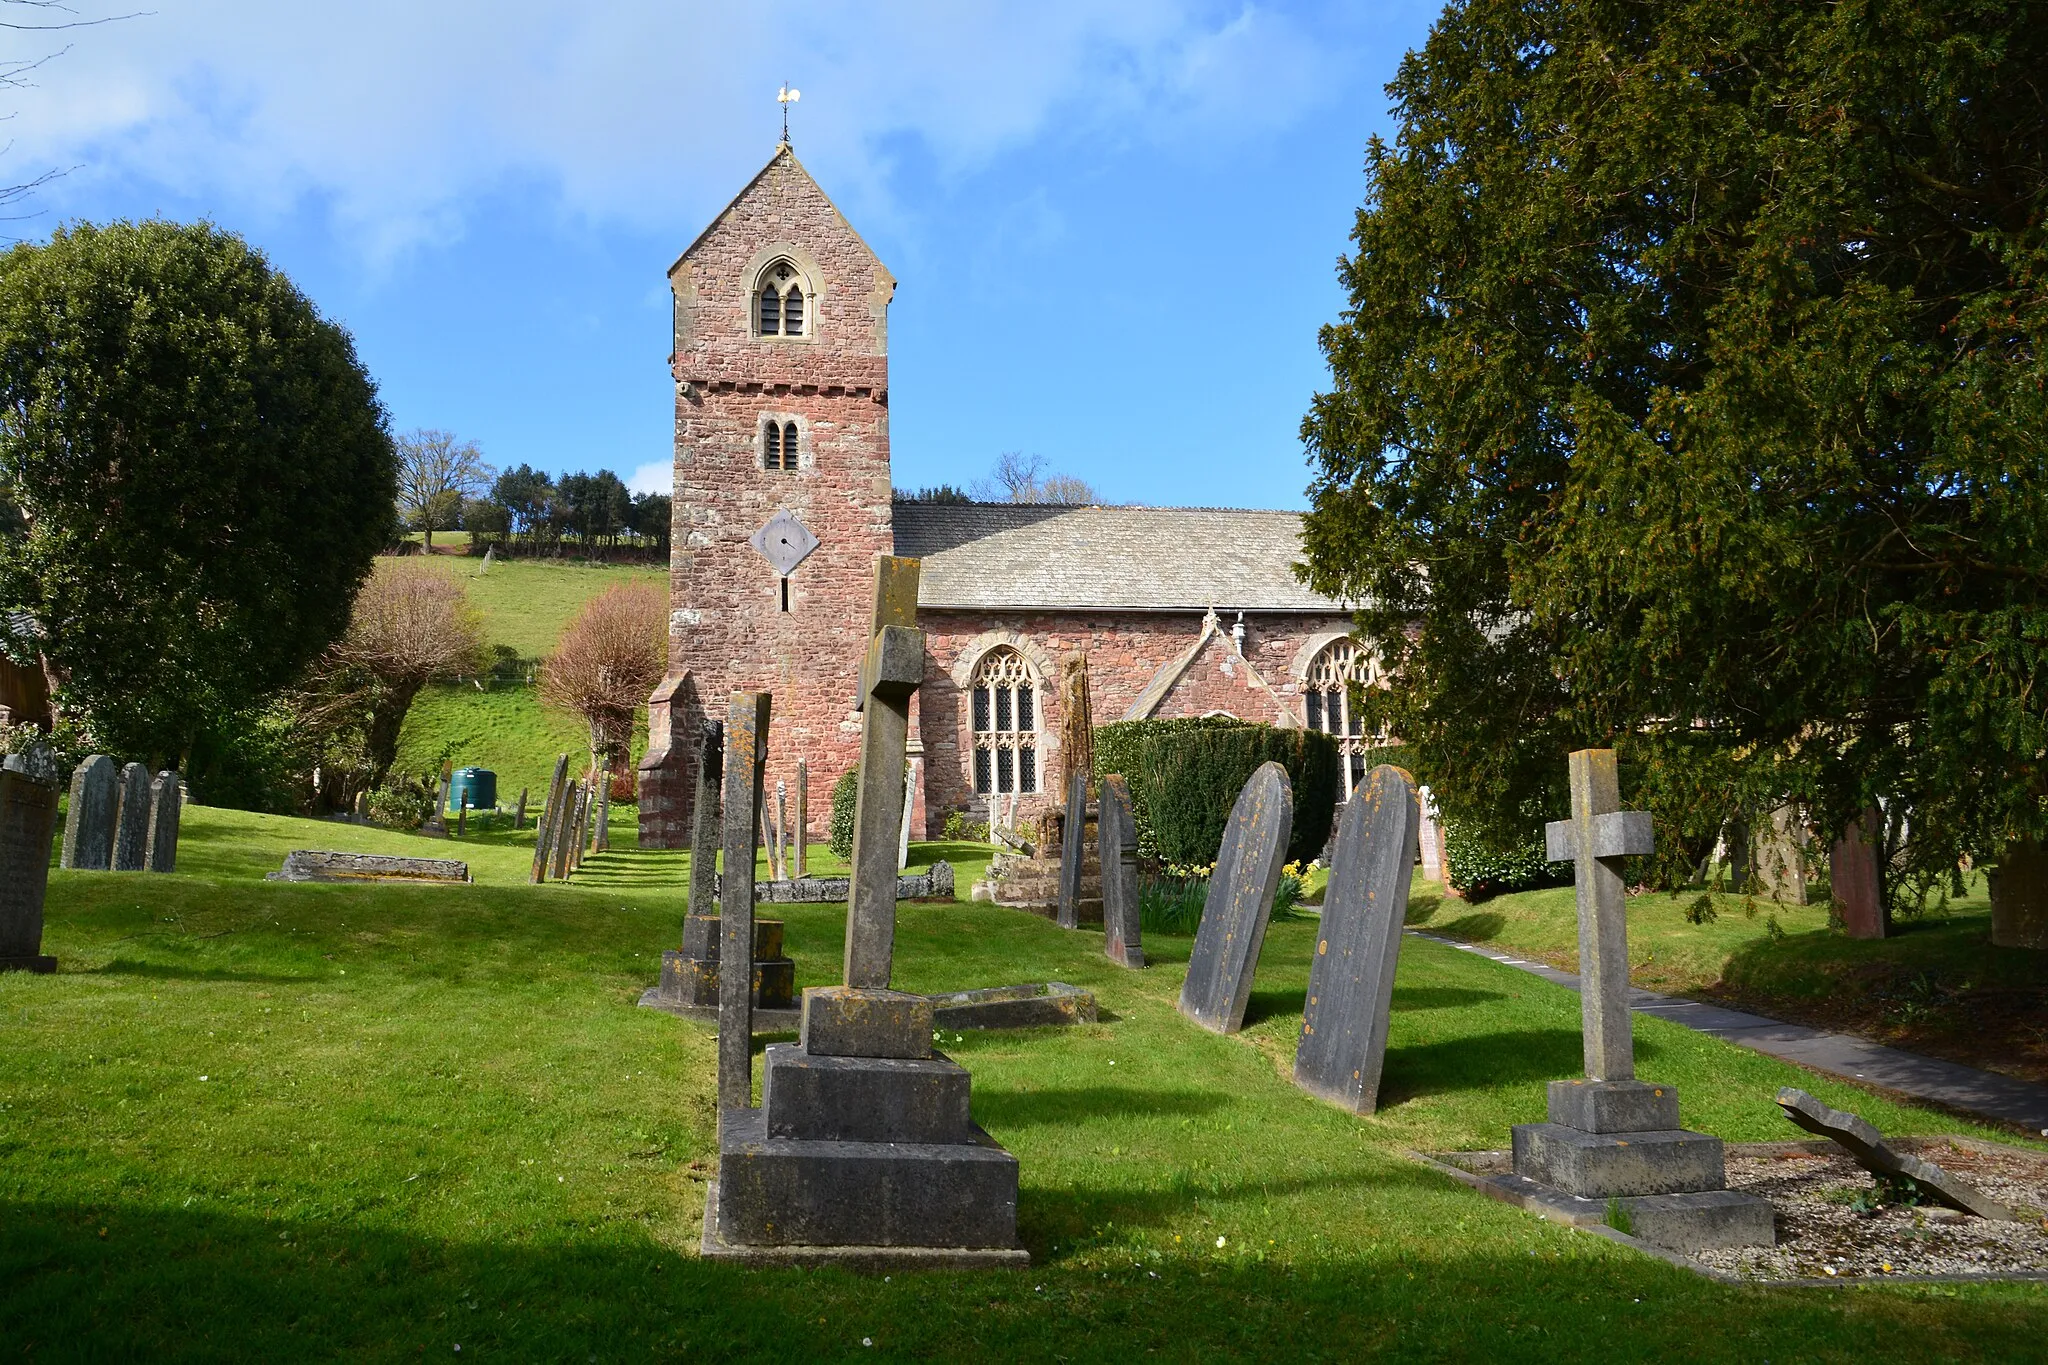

778,82,801,146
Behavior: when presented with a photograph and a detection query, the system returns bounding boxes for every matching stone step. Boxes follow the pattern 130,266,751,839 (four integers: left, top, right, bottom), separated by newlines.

716,1106,1021,1250
1510,1122,1726,1198
764,1044,972,1144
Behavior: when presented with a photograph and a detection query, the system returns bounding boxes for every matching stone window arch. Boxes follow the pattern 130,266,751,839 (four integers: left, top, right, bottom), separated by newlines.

1303,637,1381,800
970,647,1040,796
761,414,800,472
755,257,811,338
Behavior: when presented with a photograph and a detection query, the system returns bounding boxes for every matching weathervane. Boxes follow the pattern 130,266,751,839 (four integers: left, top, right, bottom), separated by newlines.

778,82,801,145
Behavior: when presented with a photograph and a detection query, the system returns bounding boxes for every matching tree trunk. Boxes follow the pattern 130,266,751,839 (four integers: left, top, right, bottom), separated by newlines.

366,678,425,788
1990,838,2048,950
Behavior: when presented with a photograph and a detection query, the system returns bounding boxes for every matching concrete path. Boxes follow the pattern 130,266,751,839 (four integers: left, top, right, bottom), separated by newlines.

1410,930,2048,1136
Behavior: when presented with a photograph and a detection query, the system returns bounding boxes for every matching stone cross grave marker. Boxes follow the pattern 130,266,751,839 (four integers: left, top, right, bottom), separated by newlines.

530,754,568,883
0,766,60,972
1178,762,1294,1035
718,691,772,1112
1294,763,1420,1114
775,779,789,880
844,555,924,989
794,759,809,879
1542,748,1654,1081
145,770,183,873
60,754,117,871
112,761,151,871
1098,773,1143,969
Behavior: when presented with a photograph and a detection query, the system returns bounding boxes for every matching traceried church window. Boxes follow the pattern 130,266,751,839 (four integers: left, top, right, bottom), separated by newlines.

763,418,798,471
756,260,807,337
970,648,1038,796
1304,638,1380,800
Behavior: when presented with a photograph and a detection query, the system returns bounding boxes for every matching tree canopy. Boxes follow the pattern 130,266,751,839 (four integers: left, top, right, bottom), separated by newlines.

0,219,397,767
1300,0,2048,890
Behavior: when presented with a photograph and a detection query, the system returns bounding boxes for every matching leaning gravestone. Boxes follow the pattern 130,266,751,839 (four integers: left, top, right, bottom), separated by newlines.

1178,762,1294,1035
1776,1088,2019,1221
1098,774,1143,969
111,761,151,872
529,754,568,884
1057,764,1090,931
60,754,118,871
1294,764,1419,1114
1507,748,1774,1253
144,770,182,873
1,765,60,972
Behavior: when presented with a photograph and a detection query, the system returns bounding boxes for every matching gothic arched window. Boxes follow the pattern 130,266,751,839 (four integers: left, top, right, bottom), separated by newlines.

763,418,798,471
970,648,1039,796
1304,638,1380,800
756,259,808,337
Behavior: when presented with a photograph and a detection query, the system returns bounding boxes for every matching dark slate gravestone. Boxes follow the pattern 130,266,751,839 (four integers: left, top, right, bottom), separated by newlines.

1,767,60,972
1057,765,1089,930
1098,774,1143,969
1776,1088,2019,1221
1177,762,1293,1035
529,754,568,884
111,761,151,872
1294,764,1419,1114
145,770,183,873
60,754,117,871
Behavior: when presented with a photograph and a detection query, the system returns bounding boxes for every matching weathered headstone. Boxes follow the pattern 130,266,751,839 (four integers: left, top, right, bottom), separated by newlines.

1830,807,1886,938
593,769,611,853
1776,1088,2019,1220
1754,803,1808,905
1416,784,1443,883
1989,837,2048,950
897,755,918,872
1057,764,1090,931
1178,762,1294,1035
111,761,151,872
1098,774,1143,969
708,557,1025,1268
60,754,117,871
144,770,182,873
455,797,468,838
529,754,568,884
551,780,581,880
1294,764,1419,1114
353,789,370,820
1507,748,1774,1253
718,692,772,1111
794,759,809,879
515,787,529,831
0,766,60,972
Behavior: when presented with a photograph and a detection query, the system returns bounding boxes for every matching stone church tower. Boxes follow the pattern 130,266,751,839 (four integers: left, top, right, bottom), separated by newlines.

638,143,896,847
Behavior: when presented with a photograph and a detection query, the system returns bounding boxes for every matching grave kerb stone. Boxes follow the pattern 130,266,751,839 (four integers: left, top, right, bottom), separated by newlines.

1776,1087,2019,1221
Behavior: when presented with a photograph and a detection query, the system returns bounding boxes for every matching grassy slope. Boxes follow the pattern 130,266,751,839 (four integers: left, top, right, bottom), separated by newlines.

387,555,667,793
1407,874,2048,1086
4,807,2043,1359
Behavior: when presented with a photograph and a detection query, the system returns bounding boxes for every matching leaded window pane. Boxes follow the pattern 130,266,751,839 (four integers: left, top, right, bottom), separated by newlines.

974,748,991,795
996,747,1013,794
760,287,781,335
973,686,990,732
1019,748,1036,794
970,648,1039,805
995,685,1012,731
1016,683,1033,731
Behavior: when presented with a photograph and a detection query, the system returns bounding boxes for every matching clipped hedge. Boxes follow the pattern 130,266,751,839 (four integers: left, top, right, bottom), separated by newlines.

829,764,860,860
1442,821,1572,902
1096,717,1337,868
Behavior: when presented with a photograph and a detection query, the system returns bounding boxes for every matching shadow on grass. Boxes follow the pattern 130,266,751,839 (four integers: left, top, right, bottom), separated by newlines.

1375,1028,1583,1106
1431,912,1506,942
570,851,689,890
88,958,320,986
1389,986,1505,1012
973,1085,1229,1130
1241,985,1306,1029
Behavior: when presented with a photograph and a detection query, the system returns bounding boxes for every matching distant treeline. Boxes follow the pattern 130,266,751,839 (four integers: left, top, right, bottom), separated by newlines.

449,465,671,559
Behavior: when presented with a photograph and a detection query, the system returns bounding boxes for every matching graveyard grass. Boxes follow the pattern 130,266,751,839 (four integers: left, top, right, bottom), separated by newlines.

5,811,2046,1359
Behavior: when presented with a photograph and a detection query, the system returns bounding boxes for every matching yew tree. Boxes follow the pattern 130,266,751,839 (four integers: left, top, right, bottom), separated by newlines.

1300,0,2048,885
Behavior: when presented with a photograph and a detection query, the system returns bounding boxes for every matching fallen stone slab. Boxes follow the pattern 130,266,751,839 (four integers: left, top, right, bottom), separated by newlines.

926,981,1096,1031
1776,1087,2020,1221
717,861,955,904
267,850,473,885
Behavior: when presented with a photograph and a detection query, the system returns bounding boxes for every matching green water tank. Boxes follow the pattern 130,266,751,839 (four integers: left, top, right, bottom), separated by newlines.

448,767,497,812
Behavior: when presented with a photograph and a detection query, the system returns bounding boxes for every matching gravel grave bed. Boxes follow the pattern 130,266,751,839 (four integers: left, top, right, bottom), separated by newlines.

1694,1144,2048,1282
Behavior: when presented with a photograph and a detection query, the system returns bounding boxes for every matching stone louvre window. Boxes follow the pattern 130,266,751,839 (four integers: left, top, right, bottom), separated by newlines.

761,417,799,472
755,258,809,337
971,647,1039,797
1303,638,1378,799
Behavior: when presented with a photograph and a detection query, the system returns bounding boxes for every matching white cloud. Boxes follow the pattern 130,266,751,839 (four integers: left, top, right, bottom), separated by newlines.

0,1,1373,259
627,459,671,496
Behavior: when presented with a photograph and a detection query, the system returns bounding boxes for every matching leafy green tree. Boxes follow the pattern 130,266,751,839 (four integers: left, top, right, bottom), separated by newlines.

629,490,672,557
395,428,492,553
0,219,396,774
1300,0,2048,893
491,464,554,547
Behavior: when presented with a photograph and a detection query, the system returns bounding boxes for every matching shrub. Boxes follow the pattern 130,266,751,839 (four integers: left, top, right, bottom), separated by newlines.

368,780,433,830
1134,721,1339,867
1443,821,1572,902
1139,873,1208,935
1095,716,1245,862
941,808,990,843
829,764,860,860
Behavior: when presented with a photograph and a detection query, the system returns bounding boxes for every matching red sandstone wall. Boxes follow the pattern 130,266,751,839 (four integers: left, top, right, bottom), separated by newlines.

914,609,1353,837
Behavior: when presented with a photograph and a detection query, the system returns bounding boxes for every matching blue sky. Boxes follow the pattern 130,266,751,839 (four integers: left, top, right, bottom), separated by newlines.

5,1,1439,510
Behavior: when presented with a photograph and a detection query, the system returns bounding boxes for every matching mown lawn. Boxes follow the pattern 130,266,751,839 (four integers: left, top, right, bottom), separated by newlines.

4,807,2045,1359
1407,874,2048,1089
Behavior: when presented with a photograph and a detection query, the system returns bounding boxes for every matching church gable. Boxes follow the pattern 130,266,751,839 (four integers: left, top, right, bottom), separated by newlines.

1140,617,1296,727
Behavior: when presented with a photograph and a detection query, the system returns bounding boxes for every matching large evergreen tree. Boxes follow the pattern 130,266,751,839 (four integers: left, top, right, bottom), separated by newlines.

0,220,397,770
1301,0,2048,889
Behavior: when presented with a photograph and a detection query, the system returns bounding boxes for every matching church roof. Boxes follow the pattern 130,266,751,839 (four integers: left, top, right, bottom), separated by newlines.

670,142,891,280
892,503,1344,613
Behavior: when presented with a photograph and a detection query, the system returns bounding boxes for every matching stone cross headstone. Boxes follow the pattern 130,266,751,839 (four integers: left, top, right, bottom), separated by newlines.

112,761,151,872
1830,807,1886,938
60,754,117,871
794,759,809,879
1294,764,1419,1113
530,754,568,883
0,767,60,972
144,770,183,873
718,692,772,1112
1098,773,1143,969
843,556,924,989
1543,748,1654,1081
1178,762,1294,1035
1057,763,1089,930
